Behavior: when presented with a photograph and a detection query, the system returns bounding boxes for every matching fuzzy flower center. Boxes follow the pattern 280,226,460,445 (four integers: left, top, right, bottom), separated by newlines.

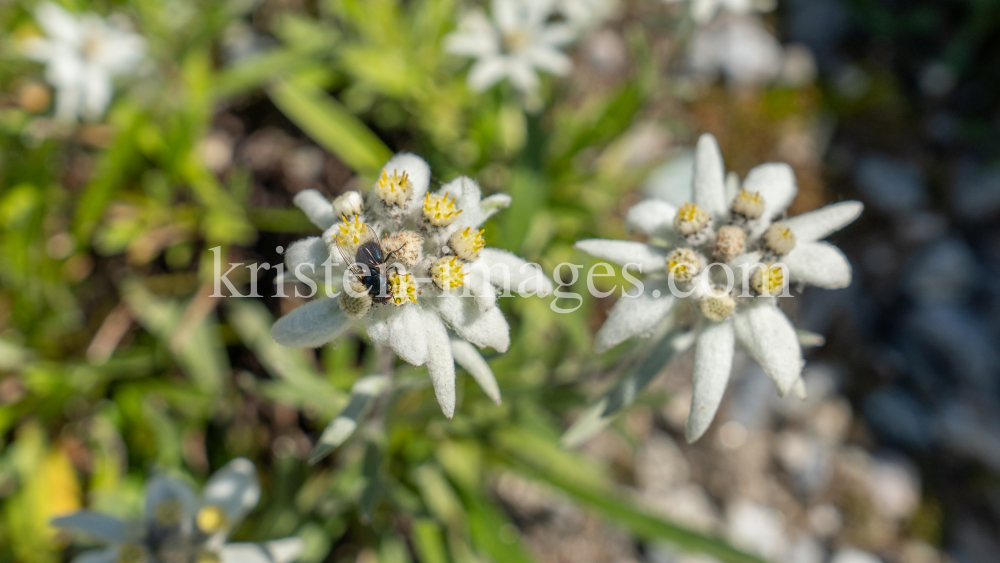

502,30,530,54
674,202,711,236
450,227,485,261
336,214,368,253
751,264,786,296
423,192,462,227
117,544,147,563
375,169,413,206
196,505,227,535
81,33,104,61
432,256,466,290
665,247,702,282
713,225,747,263
333,190,364,218
700,292,736,322
389,272,418,306
153,499,183,527
731,189,764,219
762,222,796,255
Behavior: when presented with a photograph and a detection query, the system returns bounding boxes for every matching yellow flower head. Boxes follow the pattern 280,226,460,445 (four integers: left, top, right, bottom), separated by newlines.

375,169,413,206
432,256,466,290
665,247,702,282
335,214,367,254
423,192,463,227
196,504,228,535
674,202,711,236
450,227,485,261
731,189,765,219
389,272,418,306
751,264,787,296
763,222,796,256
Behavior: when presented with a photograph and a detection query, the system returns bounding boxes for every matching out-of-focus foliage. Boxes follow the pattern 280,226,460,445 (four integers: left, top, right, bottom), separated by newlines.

0,0,839,561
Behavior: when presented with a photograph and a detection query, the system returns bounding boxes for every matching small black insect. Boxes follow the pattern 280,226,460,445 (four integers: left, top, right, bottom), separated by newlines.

336,225,401,304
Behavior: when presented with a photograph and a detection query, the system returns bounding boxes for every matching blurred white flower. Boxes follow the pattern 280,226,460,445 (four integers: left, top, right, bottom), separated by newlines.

53,458,303,563
555,0,618,30
576,133,862,442
665,0,776,25
689,14,784,87
273,154,553,418
20,2,145,122
444,0,576,95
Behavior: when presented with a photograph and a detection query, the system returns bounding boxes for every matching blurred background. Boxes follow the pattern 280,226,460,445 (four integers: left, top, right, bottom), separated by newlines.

0,0,998,562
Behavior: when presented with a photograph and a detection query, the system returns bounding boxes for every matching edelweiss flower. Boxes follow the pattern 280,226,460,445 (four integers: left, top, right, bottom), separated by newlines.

444,0,576,95
20,2,145,122
576,133,862,442
272,154,553,418
664,0,776,25
53,458,303,563
554,0,618,30
688,14,785,86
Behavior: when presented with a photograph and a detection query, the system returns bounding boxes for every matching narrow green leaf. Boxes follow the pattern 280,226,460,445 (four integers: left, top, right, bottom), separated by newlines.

119,279,227,395
269,76,392,174
212,49,321,99
411,518,449,563
463,493,536,563
311,375,390,463
561,329,695,447
226,300,346,417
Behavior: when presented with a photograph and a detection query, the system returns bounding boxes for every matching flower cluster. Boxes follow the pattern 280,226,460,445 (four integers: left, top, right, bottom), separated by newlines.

576,133,862,442
444,0,583,96
20,2,145,122
52,459,302,563
272,154,553,418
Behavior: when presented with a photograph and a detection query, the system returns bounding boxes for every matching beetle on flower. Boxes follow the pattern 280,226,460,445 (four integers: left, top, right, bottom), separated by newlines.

272,154,553,419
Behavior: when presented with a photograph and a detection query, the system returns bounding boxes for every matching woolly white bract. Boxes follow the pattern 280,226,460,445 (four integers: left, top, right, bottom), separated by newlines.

576,133,862,443
20,2,145,122
272,154,553,418
444,0,577,95
52,458,303,563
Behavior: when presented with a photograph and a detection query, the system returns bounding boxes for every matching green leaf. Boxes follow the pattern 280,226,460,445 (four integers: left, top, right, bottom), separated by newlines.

119,279,227,395
463,493,537,563
212,50,325,99
311,375,390,463
411,518,449,563
561,329,695,448
269,75,392,175
226,300,346,418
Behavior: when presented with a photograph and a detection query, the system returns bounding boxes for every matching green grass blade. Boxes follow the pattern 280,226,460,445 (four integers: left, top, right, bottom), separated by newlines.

268,76,392,175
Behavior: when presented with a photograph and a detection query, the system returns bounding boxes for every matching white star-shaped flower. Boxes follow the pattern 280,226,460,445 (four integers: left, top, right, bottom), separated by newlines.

53,458,303,563
576,133,862,442
688,13,785,86
444,0,577,95
665,0,776,25
272,154,553,418
554,0,618,30
20,2,145,122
